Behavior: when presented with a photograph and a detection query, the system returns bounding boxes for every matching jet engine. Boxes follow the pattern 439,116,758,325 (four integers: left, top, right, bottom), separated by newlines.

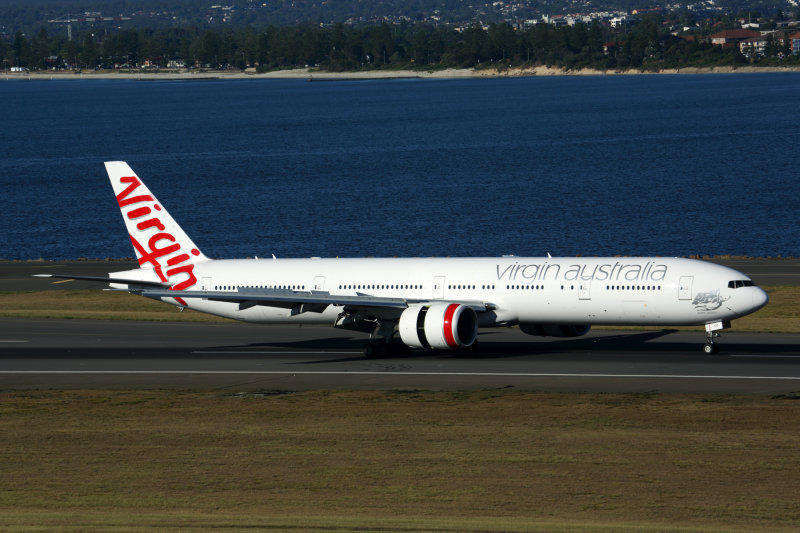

398,303,478,349
519,323,591,338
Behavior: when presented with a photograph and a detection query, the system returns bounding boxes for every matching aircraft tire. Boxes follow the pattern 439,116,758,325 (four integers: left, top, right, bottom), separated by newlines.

703,343,720,355
364,341,388,358
364,343,376,358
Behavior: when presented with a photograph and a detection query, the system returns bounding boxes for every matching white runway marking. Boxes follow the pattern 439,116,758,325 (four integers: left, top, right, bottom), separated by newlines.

192,351,363,355
2,371,800,380
0,340,28,343
729,354,800,358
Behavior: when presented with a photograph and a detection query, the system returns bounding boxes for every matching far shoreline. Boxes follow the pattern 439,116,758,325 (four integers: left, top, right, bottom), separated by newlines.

5,64,800,81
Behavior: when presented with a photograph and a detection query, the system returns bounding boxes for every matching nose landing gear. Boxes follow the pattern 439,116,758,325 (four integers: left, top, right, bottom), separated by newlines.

703,320,730,355
703,331,720,354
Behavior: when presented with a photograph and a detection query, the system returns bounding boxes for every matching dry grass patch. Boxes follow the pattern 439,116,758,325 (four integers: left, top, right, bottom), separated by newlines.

1,390,799,532
0,290,227,322
735,285,800,332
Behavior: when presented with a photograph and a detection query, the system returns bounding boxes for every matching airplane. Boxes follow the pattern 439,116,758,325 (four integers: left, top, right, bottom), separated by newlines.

36,161,769,357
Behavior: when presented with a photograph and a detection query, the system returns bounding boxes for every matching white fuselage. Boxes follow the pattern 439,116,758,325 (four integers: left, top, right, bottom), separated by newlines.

91,161,771,354
116,256,768,329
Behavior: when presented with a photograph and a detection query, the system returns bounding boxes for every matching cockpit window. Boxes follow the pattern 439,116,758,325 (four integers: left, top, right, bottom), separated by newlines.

728,280,755,289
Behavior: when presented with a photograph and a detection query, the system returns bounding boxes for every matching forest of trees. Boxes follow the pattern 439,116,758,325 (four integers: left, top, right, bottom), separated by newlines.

0,0,795,35
2,16,798,73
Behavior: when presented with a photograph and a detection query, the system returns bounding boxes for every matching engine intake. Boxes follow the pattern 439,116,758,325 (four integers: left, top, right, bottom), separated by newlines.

399,303,478,349
519,323,591,338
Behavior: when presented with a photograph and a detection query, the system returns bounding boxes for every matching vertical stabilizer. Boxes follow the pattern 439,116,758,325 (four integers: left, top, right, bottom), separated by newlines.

105,161,209,291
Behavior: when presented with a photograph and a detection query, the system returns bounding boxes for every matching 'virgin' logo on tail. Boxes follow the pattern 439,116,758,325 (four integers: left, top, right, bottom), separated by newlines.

116,175,200,301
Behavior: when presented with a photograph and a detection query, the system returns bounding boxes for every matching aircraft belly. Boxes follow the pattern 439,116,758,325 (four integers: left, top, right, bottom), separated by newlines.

517,296,666,326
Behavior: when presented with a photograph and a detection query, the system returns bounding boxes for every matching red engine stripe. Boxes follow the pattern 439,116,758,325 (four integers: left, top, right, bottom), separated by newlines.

443,303,459,348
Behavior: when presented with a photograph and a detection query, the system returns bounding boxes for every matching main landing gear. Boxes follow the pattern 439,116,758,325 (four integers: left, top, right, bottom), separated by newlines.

363,339,412,358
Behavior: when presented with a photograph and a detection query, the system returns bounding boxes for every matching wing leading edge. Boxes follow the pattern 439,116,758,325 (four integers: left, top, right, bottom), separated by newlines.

136,286,492,314
33,275,493,314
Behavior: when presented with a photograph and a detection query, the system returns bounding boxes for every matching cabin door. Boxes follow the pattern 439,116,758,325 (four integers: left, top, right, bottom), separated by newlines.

579,280,591,300
433,276,445,299
679,276,693,300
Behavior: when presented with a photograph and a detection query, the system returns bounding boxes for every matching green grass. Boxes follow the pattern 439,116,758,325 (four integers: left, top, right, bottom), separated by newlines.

1,390,799,532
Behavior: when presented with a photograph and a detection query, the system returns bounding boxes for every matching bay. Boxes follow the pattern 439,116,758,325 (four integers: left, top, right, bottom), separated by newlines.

1,74,798,260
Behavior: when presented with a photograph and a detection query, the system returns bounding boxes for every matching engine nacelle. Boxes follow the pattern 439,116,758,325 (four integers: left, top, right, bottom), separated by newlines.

519,323,591,338
398,303,478,349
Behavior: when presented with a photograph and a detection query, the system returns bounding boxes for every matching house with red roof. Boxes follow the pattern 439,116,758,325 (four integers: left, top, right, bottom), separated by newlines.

709,29,761,48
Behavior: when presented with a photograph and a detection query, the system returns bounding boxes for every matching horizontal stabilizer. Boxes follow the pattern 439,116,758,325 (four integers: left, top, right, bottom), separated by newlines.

33,274,172,288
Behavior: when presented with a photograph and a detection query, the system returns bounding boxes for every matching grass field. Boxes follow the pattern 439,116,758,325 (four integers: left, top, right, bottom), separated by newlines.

2,287,798,531
0,285,797,332
1,390,799,532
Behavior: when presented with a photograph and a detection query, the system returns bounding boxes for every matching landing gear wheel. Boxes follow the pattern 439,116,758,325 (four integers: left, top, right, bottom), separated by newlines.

373,341,387,358
364,339,412,358
364,340,388,358
703,342,720,355
703,331,721,355
391,342,412,356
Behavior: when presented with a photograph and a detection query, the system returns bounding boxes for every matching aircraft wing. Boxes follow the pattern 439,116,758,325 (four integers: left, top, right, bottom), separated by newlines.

34,274,493,314
135,287,492,314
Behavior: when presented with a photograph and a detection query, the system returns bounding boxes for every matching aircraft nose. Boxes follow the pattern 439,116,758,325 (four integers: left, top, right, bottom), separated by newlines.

752,288,769,311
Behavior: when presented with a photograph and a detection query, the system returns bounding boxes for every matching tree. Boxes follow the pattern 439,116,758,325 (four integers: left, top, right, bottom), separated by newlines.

59,38,77,68
461,25,488,66
12,31,30,67
487,23,518,63
239,25,258,67
79,32,98,68
327,23,348,70
199,30,222,67
0,36,8,70
31,28,52,70
367,23,394,67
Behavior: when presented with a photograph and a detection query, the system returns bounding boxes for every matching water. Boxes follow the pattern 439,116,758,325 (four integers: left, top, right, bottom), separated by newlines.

1,74,798,260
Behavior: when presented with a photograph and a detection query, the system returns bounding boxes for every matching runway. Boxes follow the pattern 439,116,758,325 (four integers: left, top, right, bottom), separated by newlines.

2,318,799,393
3,259,798,393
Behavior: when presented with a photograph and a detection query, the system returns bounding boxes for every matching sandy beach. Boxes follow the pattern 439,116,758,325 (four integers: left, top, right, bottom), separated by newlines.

5,64,800,81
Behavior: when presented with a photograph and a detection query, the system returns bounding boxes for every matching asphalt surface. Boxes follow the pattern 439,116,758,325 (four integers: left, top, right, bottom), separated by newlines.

2,258,798,393
2,318,800,394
